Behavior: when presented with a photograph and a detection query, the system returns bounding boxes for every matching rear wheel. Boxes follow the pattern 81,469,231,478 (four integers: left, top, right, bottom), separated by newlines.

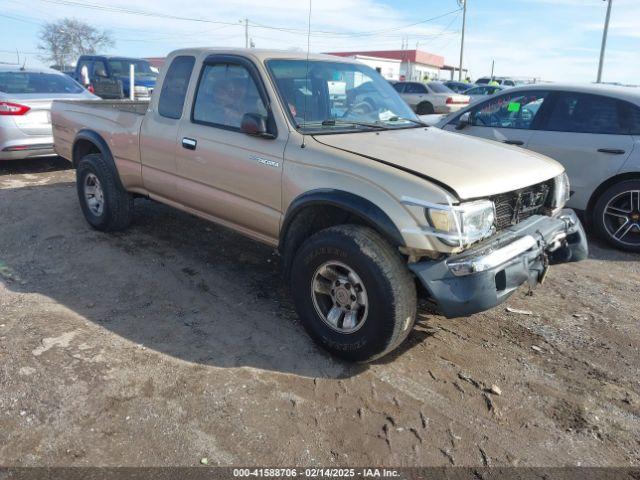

290,225,417,362
416,102,435,115
592,179,640,252
76,153,133,231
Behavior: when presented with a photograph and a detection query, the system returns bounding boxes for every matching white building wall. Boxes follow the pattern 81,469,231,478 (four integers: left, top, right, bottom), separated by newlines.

348,55,402,80
401,62,441,81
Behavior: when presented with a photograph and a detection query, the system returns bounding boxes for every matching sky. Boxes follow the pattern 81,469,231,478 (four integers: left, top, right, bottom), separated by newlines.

1,0,638,84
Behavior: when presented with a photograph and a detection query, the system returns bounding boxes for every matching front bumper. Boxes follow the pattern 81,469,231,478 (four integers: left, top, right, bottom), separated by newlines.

409,209,588,318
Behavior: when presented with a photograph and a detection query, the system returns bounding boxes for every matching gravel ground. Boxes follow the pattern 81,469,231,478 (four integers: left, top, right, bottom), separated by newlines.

0,157,638,467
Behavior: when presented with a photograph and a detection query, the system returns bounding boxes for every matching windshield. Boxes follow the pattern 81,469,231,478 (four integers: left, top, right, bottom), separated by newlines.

428,82,454,94
267,59,420,133
0,71,85,94
108,59,157,79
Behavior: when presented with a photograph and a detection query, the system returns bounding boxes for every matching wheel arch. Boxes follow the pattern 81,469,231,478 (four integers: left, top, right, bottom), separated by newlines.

586,171,640,223
72,130,126,191
72,130,112,167
416,101,435,114
279,189,405,273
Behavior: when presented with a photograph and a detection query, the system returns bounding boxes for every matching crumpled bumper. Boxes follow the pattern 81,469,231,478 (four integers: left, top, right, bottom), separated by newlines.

409,209,588,318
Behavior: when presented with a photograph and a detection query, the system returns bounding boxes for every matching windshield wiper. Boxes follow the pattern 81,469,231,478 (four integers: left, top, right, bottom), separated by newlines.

385,116,429,127
319,119,387,130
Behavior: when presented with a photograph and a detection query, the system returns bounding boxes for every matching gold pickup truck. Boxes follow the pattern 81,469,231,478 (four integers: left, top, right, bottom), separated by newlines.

52,48,587,361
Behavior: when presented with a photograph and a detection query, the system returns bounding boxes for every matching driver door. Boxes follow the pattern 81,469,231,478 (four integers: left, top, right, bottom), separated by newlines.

175,57,287,243
444,90,550,148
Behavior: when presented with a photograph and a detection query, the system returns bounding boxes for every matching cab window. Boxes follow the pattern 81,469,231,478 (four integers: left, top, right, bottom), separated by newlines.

470,91,548,130
192,63,267,130
92,60,108,78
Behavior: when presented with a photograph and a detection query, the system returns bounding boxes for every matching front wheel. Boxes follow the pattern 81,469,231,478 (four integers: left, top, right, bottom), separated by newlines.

290,225,417,362
592,179,640,252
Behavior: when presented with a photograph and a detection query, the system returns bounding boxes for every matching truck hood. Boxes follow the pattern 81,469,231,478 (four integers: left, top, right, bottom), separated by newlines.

312,127,564,200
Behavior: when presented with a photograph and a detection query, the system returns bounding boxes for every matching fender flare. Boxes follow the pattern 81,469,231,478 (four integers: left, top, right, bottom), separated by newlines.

279,189,405,251
72,129,125,190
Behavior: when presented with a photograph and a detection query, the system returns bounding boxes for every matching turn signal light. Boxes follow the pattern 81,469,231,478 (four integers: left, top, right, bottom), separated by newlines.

0,101,30,116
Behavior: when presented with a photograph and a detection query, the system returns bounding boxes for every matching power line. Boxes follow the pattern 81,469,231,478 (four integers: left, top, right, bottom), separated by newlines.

248,8,462,37
36,0,461,38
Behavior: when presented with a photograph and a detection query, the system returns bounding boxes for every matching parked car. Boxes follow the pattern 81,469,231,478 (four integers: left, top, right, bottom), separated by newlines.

476,76,518,87
52,48,587,361
444,80,472,94
393,81,470,114
464,84,506,102
74,55,157,100
435,83,640,252
0,65,96,161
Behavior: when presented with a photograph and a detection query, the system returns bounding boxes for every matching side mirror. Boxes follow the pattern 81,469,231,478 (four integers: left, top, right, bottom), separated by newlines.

455,111,471,130
240,113,274,139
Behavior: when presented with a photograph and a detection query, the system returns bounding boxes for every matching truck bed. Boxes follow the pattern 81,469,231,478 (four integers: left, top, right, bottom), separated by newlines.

52,99,149,165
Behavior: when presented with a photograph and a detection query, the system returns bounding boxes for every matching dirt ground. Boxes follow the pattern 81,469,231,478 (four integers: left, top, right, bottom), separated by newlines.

0,157,638,467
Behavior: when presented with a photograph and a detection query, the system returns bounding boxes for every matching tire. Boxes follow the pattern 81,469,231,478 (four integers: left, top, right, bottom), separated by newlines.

290,224,417,362
592,179,640,252
416,102,435,115
76,153,133,231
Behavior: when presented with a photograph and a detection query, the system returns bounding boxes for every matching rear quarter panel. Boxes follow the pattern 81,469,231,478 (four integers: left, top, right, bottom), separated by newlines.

52,101,146,189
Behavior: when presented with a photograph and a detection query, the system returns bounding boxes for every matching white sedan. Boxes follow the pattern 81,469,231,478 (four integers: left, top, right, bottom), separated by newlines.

433,83,640,252
393,81,470,115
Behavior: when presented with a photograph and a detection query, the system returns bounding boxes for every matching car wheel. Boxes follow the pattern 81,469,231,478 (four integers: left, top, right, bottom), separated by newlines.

416,102,435,115
290,224,417,362
592,179,640,252
76,153,133,231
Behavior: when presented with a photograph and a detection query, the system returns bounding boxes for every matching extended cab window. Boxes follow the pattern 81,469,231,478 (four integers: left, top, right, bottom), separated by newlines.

158,56,195,120
192,63,267,130
545,92,624,135
470,91,548,130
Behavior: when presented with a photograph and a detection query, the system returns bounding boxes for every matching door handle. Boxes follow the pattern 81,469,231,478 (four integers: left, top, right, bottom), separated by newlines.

597,148,625,155
182,137,197,150
503,140,524,146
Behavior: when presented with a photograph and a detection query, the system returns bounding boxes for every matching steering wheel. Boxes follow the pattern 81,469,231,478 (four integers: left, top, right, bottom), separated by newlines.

343,97,378,119
477,112,502,127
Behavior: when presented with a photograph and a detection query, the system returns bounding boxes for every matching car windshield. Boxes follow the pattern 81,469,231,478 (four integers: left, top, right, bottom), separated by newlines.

108,59,157,79
0,71,85,94
267,59,420,133
428,82,454,94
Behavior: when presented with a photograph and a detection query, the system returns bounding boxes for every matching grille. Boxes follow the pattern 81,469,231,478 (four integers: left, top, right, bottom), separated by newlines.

490,180,554,230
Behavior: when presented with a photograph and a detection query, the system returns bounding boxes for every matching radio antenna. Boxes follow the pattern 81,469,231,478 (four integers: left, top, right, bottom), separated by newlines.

301,0,312,148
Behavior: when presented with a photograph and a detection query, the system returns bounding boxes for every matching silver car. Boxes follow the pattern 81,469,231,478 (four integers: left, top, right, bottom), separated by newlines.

0,65,95,160
436,83,640,252
463,84,506,103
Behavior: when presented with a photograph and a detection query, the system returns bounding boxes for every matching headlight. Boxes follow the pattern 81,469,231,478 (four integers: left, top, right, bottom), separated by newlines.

134,86,150,95
426,200,495,247
552,172,570,212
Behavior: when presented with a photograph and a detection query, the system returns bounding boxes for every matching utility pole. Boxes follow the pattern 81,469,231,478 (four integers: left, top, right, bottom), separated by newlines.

244,18,249,48
597,0,612,83
458,0,467,81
